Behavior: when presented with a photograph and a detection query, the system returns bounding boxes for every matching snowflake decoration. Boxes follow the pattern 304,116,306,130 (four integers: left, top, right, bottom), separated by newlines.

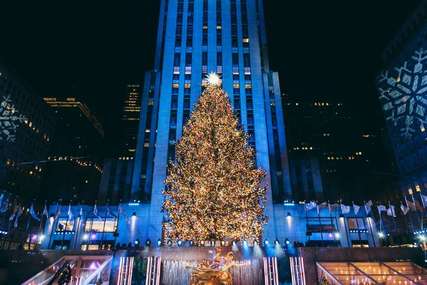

0,96,26,142
378,48,427,138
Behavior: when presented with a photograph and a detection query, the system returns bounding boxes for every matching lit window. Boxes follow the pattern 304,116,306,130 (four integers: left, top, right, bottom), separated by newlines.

243,38,250,43
85,218,117,233
56,219,75,232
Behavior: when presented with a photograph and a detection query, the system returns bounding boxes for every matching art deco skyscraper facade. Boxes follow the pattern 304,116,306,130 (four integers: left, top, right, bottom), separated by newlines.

133,0,291,241
376,1,427,195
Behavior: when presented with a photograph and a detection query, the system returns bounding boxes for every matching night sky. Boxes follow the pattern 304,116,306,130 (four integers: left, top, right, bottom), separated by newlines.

0,0,422,152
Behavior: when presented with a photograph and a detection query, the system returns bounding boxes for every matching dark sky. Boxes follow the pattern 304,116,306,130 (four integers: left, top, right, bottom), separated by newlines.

0,0,422,151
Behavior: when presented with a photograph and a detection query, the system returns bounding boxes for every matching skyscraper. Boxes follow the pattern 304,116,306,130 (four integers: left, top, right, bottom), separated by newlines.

284,98,393,201
133,0,291,241
121,84,142,157
376,0,427,195
41,97,104,202
0,65,54,201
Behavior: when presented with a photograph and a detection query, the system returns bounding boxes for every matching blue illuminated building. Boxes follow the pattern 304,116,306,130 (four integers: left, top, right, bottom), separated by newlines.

41,203,379,250
36,0,383,248
131,0,292,242
376,0,427,194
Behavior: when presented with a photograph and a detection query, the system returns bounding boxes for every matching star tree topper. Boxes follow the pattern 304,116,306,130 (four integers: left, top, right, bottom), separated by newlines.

206,72,222,87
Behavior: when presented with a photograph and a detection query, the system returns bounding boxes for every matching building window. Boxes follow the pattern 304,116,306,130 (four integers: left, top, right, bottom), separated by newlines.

174,53,180,66
217,52,222,66
348,218,367,230
202,52,208,66
84,218,117,233
56,219,75,232
243,53,250,67
202,0,208,46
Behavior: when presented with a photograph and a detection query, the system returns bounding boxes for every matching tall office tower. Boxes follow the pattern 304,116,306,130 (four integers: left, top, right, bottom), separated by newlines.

98,84,142,203
285,97,393,201
41,97,104,201
0,65,54,201
133,0,291,241
376,0,427,195
121,84,142,157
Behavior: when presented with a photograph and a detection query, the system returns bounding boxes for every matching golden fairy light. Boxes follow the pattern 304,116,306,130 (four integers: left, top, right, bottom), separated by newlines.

163,74,266,242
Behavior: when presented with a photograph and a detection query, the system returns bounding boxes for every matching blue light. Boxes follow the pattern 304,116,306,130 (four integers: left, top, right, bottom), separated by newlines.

157,239,162,246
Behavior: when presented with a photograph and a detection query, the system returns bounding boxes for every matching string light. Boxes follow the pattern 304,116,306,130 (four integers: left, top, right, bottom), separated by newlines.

163,78,266,243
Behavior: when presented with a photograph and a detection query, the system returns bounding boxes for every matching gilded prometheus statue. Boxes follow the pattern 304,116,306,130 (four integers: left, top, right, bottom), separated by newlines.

189,249,236,285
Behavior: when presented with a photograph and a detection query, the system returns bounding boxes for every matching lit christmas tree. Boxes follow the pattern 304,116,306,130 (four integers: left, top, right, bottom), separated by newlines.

163,73,266,243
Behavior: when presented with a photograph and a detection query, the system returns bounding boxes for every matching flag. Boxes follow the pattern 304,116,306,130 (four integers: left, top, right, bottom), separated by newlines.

42,204,49,218
317,202,328,215
387,204,396,217
29,204,40,221
9,206,17,221
377,205,387,215
421,194,427,208
93,203,101,219
400,203,410,215
0,194,4,213
341,204,351,214
118,204,123,216
364,200,373,214
14,207,23,228
54,203,61,220
353,202,361,215
305,201,317,211
405,196,416,211
67,204,73,220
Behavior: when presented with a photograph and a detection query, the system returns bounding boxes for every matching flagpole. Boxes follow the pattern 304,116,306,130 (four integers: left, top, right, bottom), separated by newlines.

25,205,31,250
62,206,68,250
419,193,425,231
38,203,44,237
47,202,59,249
415,193,424,231
404,196,415,236
101,204,108,249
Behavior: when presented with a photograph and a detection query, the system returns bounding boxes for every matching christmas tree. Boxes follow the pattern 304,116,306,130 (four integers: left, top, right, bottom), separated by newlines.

163,73,266,243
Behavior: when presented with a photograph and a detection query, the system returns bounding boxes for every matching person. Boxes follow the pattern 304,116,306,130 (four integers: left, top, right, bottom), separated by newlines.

57,263,72,285
48,262,71,285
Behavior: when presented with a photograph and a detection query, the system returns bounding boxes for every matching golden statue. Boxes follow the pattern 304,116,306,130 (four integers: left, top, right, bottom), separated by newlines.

189,249,236,285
